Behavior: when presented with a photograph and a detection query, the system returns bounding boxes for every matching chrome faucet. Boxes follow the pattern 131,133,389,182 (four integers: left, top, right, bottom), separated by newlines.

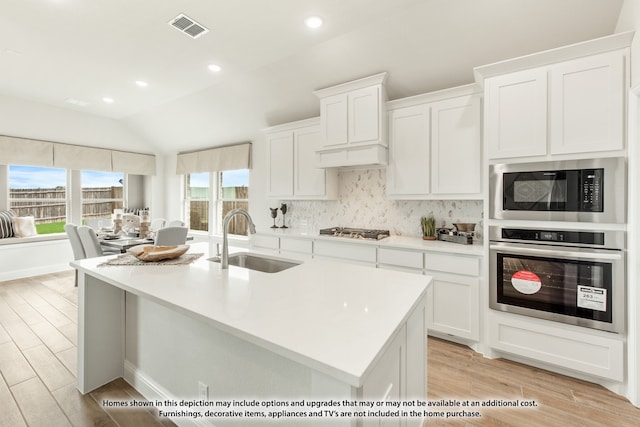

221,208,256,269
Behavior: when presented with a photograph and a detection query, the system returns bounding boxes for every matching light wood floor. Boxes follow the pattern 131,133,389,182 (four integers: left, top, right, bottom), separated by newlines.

1,270,640,426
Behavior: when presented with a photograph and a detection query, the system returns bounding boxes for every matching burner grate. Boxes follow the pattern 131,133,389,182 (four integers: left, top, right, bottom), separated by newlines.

319,227,390,240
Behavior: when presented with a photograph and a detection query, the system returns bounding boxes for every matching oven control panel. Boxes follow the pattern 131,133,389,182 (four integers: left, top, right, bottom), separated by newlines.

581,169,603,212
501,228,605,246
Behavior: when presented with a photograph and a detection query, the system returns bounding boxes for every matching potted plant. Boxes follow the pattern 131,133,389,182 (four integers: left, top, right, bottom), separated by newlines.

421,215,436,240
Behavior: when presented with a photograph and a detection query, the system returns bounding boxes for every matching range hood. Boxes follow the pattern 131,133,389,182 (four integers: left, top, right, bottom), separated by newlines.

316,144,387,168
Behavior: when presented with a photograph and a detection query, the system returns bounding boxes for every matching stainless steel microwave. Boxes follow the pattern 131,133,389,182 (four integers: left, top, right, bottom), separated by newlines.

490,158,626,223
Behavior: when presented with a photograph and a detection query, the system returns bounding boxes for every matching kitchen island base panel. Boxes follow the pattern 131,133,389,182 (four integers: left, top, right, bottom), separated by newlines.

77,273,125,394
76,268,427,427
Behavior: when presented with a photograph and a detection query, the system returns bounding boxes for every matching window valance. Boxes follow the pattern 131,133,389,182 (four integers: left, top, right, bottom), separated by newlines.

54,144,112,171
176,142,252,174
0,135,156,175
0,135,54,167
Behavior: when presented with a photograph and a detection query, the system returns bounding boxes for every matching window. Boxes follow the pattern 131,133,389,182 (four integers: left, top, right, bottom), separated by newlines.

8,165,68,234
81,170,124,224
186,172,210,232
218,170,249,236
184,169,249,236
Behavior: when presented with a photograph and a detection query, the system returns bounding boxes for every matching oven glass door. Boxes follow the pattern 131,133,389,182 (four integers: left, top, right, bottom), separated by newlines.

503,170,580,211
496,252,612,324
490,242,624,332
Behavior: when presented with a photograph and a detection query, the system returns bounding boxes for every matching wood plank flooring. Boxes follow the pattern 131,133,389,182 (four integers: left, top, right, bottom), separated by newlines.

1,270,640,426
0,270,174,427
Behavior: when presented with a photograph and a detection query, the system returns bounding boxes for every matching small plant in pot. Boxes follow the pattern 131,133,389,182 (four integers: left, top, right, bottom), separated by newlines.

421,215,436,240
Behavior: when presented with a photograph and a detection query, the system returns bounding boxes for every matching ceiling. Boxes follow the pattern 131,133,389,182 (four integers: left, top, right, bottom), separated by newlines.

0,0,625,154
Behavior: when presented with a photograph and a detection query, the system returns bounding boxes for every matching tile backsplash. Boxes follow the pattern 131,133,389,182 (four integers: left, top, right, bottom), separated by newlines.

281,168,484,240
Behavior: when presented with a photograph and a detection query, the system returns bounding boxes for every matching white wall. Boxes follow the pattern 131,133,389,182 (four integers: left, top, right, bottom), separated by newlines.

0,94,155,153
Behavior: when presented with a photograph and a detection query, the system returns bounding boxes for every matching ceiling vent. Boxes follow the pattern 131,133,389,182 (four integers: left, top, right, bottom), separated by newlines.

168,13,209,39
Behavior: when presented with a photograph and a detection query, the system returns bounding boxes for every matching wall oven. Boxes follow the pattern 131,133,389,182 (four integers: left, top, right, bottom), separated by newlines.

490,158,626,223
489,225,625,333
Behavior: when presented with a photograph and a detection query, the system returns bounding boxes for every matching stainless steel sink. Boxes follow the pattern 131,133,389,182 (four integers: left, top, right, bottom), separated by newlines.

209,253,301,273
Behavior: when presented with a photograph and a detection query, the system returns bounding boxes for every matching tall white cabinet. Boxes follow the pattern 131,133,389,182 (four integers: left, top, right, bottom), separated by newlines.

387,85,482,199
265,118,337,200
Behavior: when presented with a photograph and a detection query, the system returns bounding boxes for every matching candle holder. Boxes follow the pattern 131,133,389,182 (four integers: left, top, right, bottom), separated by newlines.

280,203,288,229
269,208,278,229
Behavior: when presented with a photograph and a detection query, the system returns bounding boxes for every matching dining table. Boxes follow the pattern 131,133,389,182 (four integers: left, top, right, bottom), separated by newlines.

100,236,154,253
99,233,194,253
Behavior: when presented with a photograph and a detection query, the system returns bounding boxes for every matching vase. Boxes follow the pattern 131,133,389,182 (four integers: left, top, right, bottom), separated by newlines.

422,235,436,240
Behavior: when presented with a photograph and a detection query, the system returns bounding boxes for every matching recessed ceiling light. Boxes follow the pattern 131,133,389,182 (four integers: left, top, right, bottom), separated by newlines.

208,64,222,72
305,16,323,29
102,97,114,104
135,80,148,87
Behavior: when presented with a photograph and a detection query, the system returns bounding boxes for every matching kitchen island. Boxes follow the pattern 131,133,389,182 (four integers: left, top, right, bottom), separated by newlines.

72,242,430,427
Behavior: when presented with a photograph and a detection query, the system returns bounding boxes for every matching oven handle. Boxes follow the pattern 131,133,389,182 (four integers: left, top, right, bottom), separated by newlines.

489,242,623,261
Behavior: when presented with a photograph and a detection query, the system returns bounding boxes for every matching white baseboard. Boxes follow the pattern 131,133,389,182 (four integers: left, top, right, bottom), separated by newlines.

123,361,213,427
0,263,72,282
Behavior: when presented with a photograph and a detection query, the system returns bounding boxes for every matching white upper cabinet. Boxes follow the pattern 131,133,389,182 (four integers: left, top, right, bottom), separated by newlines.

387,86,482,199
314,73,387,168
387,104,430,196
431,94,482,195
265,118,337,200
485,68,548,159
549,51,625,154
477,31,632,161
348,85,381,144
266,131,294,197
319,94,348,147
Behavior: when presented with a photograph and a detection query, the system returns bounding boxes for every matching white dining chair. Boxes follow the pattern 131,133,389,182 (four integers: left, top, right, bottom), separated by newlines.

150,218,166,231
166,219,185,227
77,225,119,258
85,218,114,231
64,223,86,287
154,226,188,246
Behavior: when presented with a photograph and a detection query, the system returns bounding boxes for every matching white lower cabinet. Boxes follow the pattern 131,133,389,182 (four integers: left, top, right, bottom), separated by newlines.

378,247,423,273
313,240,377,266
251,234,280,253
425,252,481,341
426,272,480,341
488,311,624,381
279,237,313,258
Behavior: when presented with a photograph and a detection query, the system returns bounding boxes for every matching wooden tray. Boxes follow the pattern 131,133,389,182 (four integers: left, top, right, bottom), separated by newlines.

128,244,189,262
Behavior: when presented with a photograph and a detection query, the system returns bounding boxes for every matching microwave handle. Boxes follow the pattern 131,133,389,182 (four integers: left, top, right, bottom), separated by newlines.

490,242,623,261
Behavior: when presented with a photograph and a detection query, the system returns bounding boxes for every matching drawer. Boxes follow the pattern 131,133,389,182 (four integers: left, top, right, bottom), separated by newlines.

280,237,312,254
251,234,279,250
378,247,423,269
314,240,376,263
424,252,480,276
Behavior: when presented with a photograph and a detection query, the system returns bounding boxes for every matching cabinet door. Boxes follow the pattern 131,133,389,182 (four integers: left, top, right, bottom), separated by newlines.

348,85,381,144
293,125,325,197
426,273,480,341
486,68,548,159
549,50,625,154
387,105,430,197
320,94,348,147
266,131,294,197
431,95,481,195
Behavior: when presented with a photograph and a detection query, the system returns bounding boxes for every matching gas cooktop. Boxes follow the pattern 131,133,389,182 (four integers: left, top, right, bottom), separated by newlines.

319,227,391,240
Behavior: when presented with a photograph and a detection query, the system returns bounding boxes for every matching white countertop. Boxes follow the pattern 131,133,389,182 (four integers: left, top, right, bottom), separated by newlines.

255,228,485,256
72,242,430,387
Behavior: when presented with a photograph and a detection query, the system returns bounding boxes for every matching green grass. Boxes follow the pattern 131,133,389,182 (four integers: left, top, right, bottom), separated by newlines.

36,221,66,235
